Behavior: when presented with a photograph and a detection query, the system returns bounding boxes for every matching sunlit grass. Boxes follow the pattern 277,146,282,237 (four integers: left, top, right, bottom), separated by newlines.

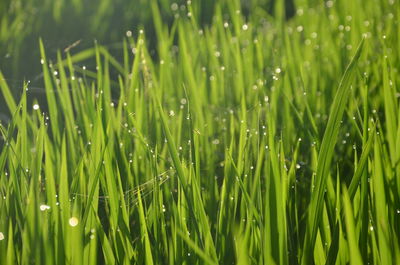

0,0,399,264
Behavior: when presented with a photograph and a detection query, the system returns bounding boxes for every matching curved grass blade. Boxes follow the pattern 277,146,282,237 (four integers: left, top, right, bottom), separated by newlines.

301,38,365,265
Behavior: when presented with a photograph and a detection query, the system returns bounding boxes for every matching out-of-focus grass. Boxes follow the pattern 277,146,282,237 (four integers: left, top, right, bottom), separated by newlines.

0,0,399,264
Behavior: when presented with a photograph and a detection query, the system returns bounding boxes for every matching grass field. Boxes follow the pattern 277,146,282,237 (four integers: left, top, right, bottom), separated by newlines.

0,0,399,264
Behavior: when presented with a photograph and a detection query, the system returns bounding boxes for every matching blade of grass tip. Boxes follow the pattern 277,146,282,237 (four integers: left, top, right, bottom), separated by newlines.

342,186,363,265
39,38,60,144
6,221,15,265
348,126,375,198
301,38,364,265
0,71,17,113
82,115,110,225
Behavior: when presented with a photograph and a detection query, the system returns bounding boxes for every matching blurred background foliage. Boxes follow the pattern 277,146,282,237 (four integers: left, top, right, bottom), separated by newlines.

0,0,295,81
0,0,295,120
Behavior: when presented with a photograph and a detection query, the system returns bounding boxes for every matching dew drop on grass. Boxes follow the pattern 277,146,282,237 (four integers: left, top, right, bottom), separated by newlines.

296,9,303,16
296,25,303,32
242,24,249,31
40,204,51,211
69,217,79,227
0,232,4,241
33,104,40,110
311,32,317,38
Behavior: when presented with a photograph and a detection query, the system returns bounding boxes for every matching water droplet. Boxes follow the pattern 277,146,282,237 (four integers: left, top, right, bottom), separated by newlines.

326,1,333,7
212,139,220,145
0,232,4,241
171,3,178,11
296,8,304,16
242,24,248,31
296,25,304,32
40,204,51,211
69,217,79,227
33,104,40,110
311,32,317,39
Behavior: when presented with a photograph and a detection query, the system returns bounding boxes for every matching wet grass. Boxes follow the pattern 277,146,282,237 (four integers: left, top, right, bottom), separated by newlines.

0,0,399,264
